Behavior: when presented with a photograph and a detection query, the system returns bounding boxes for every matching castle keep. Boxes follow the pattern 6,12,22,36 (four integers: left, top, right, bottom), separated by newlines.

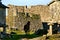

6,0,60,35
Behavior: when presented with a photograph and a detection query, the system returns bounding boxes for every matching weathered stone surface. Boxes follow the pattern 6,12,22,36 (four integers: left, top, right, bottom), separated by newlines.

20,36,46,40
26,5,51,22
50,1,60,22
6,0,60,33
7,4,51,22
7,4,43,32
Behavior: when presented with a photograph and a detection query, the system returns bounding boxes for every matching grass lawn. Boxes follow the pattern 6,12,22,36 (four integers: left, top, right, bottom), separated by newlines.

2,31,43,40
3,34,42,40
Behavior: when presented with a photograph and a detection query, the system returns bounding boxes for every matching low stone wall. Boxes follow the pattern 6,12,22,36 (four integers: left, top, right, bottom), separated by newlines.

49,34,60,40
21,36,46,40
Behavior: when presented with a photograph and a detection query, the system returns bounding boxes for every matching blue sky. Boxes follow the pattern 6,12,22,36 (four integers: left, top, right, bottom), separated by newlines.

2,0,51,6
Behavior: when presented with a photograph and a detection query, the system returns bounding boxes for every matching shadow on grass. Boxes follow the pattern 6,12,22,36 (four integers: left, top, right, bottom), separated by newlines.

3,33,42,40
3,29,48,40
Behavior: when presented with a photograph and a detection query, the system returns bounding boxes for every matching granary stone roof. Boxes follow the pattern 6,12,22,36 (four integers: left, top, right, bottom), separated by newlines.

48,1,55,6
48,0,60,6
0,0,8,8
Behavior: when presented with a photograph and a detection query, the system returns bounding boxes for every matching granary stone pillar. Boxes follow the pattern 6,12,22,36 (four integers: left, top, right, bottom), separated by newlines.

49,24,53,35
47,22,54,36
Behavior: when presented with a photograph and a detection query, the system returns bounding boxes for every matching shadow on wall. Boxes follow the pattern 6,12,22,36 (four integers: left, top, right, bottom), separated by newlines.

23,21,48,36
52,23,58,34
42,22,49,30
42,22,58,34
34,22,49,35
34,22,59,35
24,21,30,34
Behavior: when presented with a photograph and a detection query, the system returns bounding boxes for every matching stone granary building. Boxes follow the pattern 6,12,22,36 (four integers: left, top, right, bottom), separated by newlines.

6,0,60,35
0,0,8,34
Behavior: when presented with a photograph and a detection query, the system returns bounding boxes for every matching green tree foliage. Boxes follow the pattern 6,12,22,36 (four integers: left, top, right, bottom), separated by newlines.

32,14,40,19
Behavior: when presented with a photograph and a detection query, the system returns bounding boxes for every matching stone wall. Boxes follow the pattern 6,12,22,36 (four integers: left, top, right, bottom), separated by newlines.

26,5,51,22
7,4,25,28
49,1,60,23
6,3,58,32
16,12,42,32
7,4,52,22
7,1,60,32
7,4,43,32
